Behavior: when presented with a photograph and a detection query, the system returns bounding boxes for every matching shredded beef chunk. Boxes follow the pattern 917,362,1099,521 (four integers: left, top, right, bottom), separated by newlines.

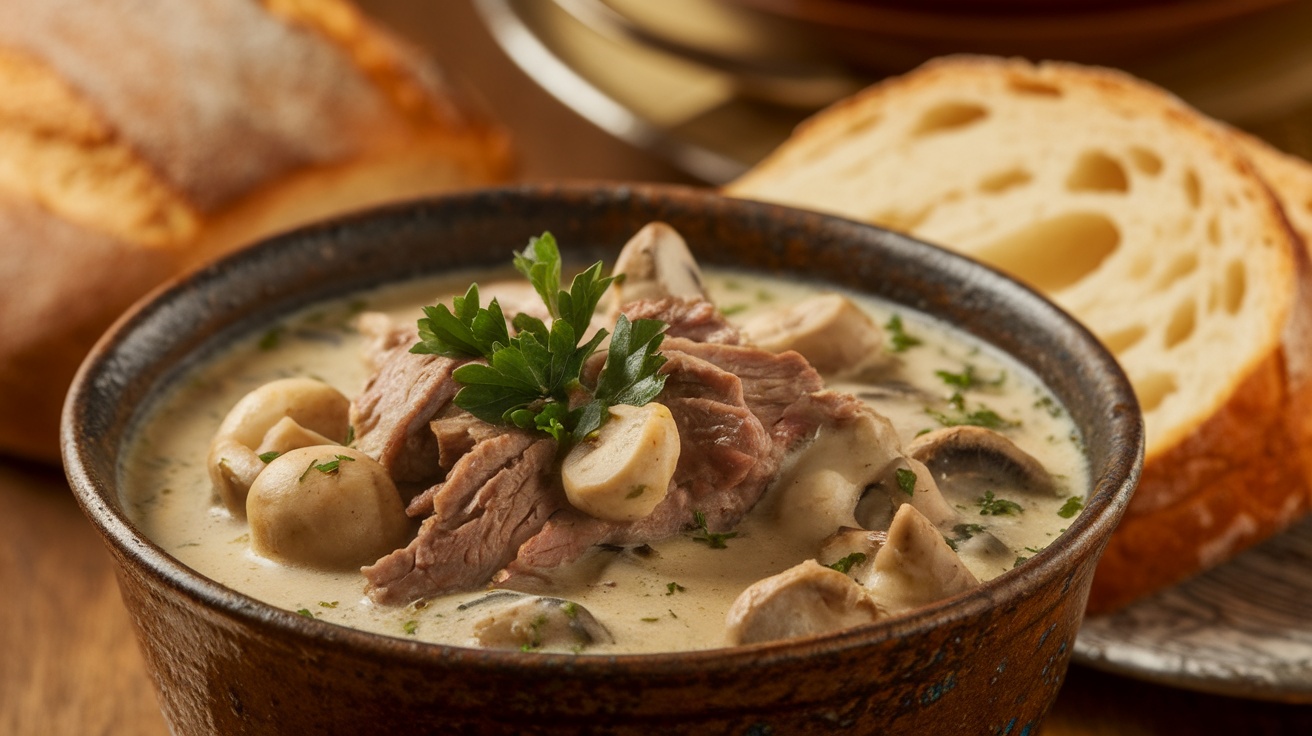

497,340,828,585
351,344,467,486
621,297,741,345
405,430,536,519
364,439,560,604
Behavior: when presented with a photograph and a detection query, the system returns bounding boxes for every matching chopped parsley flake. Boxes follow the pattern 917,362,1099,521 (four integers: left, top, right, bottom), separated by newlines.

258,327,284,351
318,601,339,609
665,582,686,596
828,552,867,574
978,491,1023,516
300,454,357,481
895,467,917,497
885,314,922,353
690,510,738,549
1058,496,1084,519
720,304,750,316
257,451,281,463
403,620,419,636
296,608,314,618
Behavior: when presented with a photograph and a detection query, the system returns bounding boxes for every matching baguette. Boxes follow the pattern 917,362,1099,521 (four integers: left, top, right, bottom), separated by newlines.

0,0,513,463
726,55,1312,612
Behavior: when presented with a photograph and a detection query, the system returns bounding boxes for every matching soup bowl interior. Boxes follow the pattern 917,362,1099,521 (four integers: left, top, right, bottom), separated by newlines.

63,183,1142,735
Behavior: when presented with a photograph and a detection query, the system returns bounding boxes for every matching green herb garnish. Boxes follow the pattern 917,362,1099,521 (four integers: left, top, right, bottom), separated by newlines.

895,467,918,497
411,233,668,450
885,314,922,353
296,608,314,618
665,582,686,596
257,450,281,463
1058,496,1084,519
828,552,868,574
258,326,284,351
403,620,419,635
318,601,339,609
690,509,738,549
978,491,1023,516
927,401,1018,430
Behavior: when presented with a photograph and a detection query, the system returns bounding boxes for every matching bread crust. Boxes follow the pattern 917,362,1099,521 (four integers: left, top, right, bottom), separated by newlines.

728,55,1312,611
0,0,513,462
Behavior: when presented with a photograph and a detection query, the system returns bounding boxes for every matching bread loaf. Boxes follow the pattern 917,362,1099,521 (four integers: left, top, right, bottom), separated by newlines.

0,0,513,463
726,56,1312,612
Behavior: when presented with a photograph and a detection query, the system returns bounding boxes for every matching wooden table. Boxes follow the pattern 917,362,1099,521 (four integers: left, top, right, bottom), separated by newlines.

5,1,1312,733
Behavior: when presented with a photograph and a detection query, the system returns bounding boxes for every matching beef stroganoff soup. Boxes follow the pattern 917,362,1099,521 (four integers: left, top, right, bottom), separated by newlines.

122,227,1088,655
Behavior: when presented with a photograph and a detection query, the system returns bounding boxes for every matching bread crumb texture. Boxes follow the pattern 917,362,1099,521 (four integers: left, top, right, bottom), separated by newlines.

728,55,1312,610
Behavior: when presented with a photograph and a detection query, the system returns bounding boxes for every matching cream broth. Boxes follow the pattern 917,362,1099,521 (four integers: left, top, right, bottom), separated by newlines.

122,270,1088,654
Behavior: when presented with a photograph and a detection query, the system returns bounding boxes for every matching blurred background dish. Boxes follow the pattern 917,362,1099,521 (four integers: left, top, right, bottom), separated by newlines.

476,0,1312,182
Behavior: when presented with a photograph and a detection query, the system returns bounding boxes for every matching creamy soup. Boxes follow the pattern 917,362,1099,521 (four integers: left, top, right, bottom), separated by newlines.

123,260,1087,654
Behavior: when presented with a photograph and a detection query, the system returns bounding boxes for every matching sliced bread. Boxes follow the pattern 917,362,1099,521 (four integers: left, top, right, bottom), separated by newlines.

726,55,1312,612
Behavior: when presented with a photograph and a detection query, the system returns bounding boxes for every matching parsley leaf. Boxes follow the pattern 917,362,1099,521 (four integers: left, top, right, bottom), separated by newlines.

410,232,668,451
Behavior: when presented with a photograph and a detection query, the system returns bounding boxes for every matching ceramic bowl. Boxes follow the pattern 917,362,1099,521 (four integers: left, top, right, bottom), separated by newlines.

63,183,1142,735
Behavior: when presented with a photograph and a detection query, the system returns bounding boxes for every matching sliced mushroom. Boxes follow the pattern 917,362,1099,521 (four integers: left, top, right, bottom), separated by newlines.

906,425,1057,497
610,222,707,307
739,293,886,376
764,403,954,544
861,504,980,612
207,378,351,515
471,595,614,651
246,446,410,570
561,402,679,522
725,560,884,646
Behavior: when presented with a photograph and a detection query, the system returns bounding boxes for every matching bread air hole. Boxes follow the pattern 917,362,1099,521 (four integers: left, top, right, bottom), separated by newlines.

1100,324,1147,355
1164,299,1197,348
1065,151,1128,193
1128,147,1163,176
1222,259,1247,314
1135,371,1178,414
911,101,987,136
1006,79,1063,97
978,168,1032,194
1183,169,1202,208
975,212,1120,293
1156,252,1199,289
1207,217,1222,247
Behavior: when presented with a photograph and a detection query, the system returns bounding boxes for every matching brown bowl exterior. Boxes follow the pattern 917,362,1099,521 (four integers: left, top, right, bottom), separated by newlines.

63,183,1142,735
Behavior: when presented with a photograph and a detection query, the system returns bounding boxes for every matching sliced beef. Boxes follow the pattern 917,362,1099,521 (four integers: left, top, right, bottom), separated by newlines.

405,430,536,519
351,345,467,486
430,409,502,471
498,341,815,585
621,297,741,345
364,438,560,605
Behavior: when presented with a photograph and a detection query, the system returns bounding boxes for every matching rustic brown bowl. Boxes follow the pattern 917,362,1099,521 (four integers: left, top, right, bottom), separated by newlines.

62,183,1142,735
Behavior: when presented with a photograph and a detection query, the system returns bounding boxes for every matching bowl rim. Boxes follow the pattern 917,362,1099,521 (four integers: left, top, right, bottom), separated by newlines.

61,181,1143,676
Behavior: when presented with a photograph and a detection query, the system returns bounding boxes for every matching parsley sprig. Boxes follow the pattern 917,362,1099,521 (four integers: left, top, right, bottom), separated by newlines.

411,233,669,447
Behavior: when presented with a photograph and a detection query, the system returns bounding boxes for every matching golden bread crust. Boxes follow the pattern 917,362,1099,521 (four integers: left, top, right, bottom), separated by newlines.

0,0,513,462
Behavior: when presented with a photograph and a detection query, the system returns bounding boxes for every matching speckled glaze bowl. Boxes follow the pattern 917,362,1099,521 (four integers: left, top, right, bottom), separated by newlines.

63,183,1142,735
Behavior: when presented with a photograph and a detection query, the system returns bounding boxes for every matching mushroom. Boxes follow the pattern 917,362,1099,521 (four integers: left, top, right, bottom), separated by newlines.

906,425,1057,497
724,560,884,646
246,446,410,570
764,403,955,546
861,504,980,612
739,293,886,375
207,377,350,515
561,402,679,522
610,222,708,307
470,594,614,651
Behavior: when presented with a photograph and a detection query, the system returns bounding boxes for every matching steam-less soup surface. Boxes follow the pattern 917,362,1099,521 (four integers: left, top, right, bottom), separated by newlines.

123,252,1087,654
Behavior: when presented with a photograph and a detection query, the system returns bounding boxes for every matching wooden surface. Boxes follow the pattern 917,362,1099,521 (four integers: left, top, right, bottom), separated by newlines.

5,1,1312,734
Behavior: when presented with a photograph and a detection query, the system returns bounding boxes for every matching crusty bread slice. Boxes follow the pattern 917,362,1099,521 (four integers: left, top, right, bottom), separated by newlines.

726,55,1312,612
0,0,512,463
